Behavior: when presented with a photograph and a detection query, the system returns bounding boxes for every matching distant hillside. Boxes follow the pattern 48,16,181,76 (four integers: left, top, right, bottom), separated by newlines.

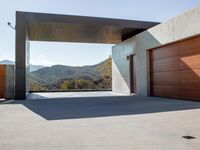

0,60,44,72
30,58,112,91
0,60,14,65
29,65,45,72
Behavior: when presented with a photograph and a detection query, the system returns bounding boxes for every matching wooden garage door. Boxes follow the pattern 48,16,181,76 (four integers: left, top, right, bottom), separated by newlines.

0,65,6,98
150,36,200,101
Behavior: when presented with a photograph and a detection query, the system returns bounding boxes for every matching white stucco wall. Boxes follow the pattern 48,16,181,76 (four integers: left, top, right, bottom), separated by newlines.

112,6,200,96
112,37,136,94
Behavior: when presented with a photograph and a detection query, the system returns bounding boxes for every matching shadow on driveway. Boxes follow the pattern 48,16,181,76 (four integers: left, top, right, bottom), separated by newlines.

3,96,200,120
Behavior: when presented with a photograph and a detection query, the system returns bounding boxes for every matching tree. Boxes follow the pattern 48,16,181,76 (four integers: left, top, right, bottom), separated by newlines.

30,83,48,91
61,80,70,91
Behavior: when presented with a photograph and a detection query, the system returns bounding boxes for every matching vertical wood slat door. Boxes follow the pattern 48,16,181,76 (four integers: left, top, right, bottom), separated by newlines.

129,54,136,94
0,65,6,98
179,36,200,101
150,36,200,101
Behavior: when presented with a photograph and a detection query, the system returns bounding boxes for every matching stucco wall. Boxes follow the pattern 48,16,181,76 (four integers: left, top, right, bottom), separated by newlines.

112,6,200,96
5,65,15,100
112,37,136,94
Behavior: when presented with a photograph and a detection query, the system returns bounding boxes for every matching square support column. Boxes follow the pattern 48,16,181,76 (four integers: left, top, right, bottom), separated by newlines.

15,12,30,100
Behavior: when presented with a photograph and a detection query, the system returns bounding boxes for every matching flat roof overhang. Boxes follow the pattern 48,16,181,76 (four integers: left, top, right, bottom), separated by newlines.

17,11,160,44
15,11,160,100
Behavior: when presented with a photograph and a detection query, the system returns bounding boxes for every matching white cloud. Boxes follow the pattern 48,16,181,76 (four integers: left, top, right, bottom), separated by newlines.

30,55,54,66
0,54,53,66
0,54,14,61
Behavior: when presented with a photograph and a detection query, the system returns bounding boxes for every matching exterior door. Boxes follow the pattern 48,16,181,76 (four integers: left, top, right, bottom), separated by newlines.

130,54,136,94
0,65,6,99
149,36,200,101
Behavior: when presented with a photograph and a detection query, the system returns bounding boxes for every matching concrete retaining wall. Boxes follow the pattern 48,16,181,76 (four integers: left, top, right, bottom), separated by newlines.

5,65,15,99
112,6,200,96
112,37,136,94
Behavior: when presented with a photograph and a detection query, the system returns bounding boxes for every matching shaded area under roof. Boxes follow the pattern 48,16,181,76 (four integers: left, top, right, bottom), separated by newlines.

17,11,160,44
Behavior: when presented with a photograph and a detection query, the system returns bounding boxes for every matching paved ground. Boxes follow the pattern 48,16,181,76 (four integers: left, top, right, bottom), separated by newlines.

28,91,126,99
1,96,200,150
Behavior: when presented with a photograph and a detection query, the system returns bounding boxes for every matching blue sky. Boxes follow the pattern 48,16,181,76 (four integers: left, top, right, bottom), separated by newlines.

0,0,200,66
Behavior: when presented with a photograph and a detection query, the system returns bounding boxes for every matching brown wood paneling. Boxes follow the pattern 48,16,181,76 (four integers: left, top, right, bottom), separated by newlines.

150,35,200,101
151,71,180,85
179,37,200,101
180,36,200,57
151,43,179,60
0,65,6,98
180,37,200,71
151,57,179,72
181,89,200,101
151,85,181,99
180,70,200,83
180,55,200,70
180,61,200,99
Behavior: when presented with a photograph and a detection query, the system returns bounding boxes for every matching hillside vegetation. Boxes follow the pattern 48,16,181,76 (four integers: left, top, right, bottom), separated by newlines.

29,58,112,91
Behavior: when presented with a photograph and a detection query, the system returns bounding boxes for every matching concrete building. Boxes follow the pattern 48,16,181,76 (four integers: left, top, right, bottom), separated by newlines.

113,6,200,101
0,65,14,100
15,6,200,101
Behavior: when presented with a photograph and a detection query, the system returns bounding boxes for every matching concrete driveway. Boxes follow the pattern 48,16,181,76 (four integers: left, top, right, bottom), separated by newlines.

0,96,200,150
27,91,126,99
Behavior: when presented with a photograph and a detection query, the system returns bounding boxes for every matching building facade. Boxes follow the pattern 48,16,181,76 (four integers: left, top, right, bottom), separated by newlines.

113,6,200,101
15,6,200,101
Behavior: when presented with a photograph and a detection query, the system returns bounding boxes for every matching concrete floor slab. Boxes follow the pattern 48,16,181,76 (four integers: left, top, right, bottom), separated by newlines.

0,96,200,150
27,91,126,99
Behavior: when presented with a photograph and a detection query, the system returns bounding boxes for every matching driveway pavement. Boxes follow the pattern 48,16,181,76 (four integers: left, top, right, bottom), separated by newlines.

0,96,200,150
27,91,125,99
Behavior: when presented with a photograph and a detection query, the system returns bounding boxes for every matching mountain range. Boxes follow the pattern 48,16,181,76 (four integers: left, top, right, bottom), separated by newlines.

0,58,112,91
0,60,45,72
29,58,112,91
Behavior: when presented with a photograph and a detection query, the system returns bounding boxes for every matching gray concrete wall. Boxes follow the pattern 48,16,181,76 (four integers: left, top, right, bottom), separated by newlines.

112,37,136,94
15,12,30,99
112,6,200,96
5,65,15,99
26,28,30,95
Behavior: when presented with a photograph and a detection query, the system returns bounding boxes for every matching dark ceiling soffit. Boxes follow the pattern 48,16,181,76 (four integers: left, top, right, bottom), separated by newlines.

16,11,160,43
17,11,160,29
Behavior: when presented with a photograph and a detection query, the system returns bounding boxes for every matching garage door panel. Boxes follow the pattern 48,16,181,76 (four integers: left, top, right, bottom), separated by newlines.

0,84,5,88
0,65,5,98
0,77,5,85
0,87,5,97
0,87,5,90
0,77,5,80
181,82,200,90
151,43,179,60
0,70,5,75
0,85,5,89
150,35,200,101
181,69,200,90
180,48,200,57
151,85,181,99
181,69,200,80
0,93,4,98
181,89,200,101
151,57,179,72
180,36,200,57
180,54,200,70
151,71,180,85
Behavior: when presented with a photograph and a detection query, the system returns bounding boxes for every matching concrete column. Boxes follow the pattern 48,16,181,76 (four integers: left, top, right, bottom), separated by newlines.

15,12,29,100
